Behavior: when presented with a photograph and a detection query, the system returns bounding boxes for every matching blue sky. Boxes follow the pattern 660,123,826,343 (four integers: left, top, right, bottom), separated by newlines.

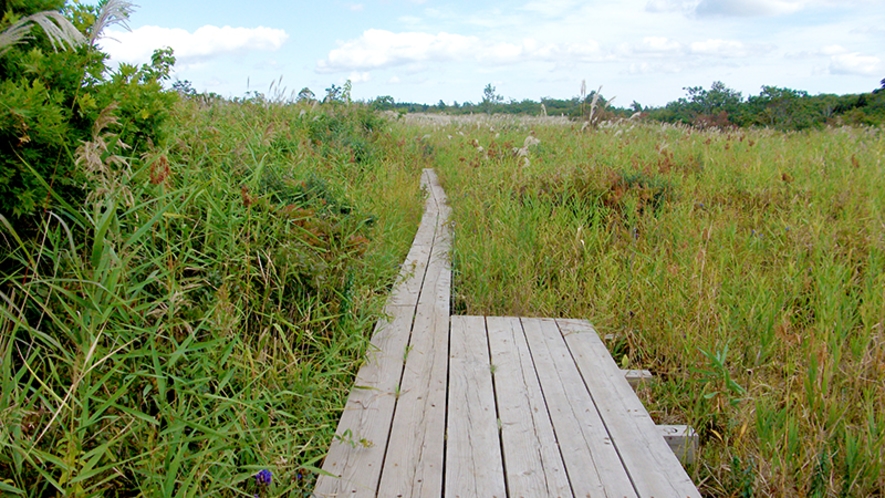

95,0,884,107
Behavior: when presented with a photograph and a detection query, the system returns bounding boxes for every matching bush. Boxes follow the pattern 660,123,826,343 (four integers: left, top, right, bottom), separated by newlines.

0,0,175,221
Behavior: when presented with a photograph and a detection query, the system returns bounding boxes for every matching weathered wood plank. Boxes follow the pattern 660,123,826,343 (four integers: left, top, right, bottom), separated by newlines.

557,319,701,498
487,316,572,498
315,169,447,497
445,316,506,498
314,306,415,497
376,170,452,498
521,318,636,498
388,171,439,308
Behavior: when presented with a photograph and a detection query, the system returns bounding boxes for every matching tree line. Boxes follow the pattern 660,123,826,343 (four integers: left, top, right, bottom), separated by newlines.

363,79,885,130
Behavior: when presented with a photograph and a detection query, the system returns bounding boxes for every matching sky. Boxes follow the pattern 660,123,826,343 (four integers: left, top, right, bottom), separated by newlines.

93,0,884,107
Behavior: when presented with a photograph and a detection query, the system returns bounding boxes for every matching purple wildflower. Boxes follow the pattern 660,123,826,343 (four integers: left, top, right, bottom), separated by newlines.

255,469,272,486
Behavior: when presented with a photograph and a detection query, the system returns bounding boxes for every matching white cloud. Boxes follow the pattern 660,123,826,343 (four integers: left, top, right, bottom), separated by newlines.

636,37,683,54
316,29,602,73
349,4,364,12
349,71,371,83
627,62,685,74
820,44,847,55
100,25,288,65
828,52,881,75
689,39,749,57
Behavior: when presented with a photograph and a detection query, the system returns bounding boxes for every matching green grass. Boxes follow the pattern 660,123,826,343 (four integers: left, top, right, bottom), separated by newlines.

424,116,884,496
0,98,430,496
3,100,883,496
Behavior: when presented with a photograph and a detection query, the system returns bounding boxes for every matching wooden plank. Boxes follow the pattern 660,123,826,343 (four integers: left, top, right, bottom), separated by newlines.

376,171,452,498
521,318,636,497
486,316,572,498
316,169,449,497
445,316,506,498
388,170,439,308
314,305,415,497
557,319,701,498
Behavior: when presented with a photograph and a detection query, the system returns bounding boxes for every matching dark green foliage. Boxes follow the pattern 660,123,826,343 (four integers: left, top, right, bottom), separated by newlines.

647,81,885,130
481,83,503,114
304,105,383,167
386,80,885,130
0,1,175,220
652,81,744,127
371,95,395,110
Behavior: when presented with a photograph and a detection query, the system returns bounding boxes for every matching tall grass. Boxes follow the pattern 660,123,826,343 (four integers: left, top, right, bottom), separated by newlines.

0,98,430,495
426,117,884,496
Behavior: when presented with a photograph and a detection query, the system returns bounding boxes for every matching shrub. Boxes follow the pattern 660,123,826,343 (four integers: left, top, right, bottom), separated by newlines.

0,0,175,221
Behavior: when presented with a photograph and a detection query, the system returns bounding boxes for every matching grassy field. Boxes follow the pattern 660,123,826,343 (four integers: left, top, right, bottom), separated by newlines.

3,98,883,496
412,114,884,496
0,98,431,496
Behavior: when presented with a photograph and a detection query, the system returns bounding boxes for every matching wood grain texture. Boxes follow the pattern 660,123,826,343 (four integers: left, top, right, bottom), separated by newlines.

315,170,446,497
445,316,506,498
376,168,452,498
557,319,701,498
313,306,414,497
487,316,572,498
317,169,701,498
388,171,439,308
522,318,637,498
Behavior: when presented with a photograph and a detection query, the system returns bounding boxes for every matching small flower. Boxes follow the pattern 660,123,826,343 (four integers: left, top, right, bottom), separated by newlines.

255,469,272,486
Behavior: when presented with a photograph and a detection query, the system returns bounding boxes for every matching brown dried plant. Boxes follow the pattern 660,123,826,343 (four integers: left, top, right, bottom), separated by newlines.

75,104,134,206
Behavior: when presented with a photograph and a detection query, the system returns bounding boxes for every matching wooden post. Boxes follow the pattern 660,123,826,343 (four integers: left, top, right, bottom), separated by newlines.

658,425,698,465
622,369,652,389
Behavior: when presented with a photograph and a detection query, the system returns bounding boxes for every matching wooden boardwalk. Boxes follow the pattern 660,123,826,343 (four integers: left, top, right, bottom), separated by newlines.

314,169,700,498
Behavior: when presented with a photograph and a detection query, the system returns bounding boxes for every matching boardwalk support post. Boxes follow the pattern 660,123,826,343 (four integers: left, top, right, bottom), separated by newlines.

658,425,698,465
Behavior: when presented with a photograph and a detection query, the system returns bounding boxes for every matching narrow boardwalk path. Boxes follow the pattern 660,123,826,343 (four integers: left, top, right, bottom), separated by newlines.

314,169,700,498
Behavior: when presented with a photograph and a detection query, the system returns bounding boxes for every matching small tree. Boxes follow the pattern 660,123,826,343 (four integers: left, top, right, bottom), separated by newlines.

745,86,812,130
371,95,395,111
481,83,502,114
297,87,316,102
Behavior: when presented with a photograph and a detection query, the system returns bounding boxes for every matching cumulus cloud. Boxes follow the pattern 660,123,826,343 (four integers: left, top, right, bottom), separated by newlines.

618,36,764,60
636,37,683,54
822,46,881,75
316,29,602,73
349,71,371,83
796,45,882,75
99,25,288,65
627,62,685,74
689,39,749,57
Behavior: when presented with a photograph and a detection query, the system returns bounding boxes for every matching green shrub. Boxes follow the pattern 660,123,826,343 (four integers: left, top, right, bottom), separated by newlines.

0,0,175,221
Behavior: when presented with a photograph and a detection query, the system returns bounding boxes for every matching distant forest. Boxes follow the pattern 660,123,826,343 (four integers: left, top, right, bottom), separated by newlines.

362,79,885,131
176,77,885,131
